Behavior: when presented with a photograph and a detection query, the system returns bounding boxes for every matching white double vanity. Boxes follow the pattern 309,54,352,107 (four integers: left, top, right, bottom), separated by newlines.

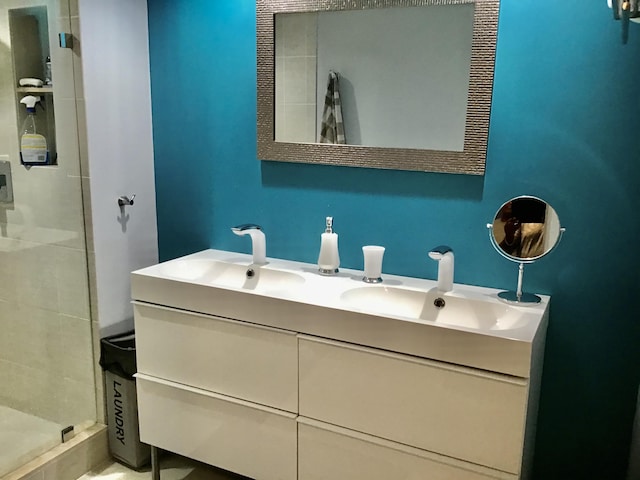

131,249,549,480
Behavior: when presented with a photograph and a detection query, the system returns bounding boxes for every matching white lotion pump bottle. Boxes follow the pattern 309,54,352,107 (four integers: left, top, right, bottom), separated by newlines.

19,95,50,165
317,216,340,275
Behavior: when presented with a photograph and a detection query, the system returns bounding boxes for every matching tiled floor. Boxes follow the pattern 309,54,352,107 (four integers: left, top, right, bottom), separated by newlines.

77,454,248,480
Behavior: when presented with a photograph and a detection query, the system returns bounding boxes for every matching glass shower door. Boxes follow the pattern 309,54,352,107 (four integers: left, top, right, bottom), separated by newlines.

0,0,96,475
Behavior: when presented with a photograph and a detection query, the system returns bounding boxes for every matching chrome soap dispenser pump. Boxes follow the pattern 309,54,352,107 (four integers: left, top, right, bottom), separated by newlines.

317,216,340,275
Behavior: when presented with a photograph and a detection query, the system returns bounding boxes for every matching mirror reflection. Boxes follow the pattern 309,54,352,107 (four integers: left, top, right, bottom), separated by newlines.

274,5,474,150
257,0,500,174
491,197,562,261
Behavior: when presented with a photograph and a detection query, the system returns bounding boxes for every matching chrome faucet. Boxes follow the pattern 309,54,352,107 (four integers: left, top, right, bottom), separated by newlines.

232,224,266,265
428,245,454,293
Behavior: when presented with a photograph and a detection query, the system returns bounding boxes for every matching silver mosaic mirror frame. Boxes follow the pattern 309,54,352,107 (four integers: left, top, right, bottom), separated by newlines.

257,0,500,174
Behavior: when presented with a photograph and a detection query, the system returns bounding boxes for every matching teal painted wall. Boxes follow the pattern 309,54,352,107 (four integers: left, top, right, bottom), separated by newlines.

147,1,640,478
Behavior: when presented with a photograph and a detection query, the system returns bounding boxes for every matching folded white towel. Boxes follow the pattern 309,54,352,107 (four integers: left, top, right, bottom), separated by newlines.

19,78,44,87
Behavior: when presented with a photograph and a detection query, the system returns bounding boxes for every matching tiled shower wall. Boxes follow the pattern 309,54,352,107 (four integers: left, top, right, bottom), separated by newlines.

0,0,96,428
275,12,317,143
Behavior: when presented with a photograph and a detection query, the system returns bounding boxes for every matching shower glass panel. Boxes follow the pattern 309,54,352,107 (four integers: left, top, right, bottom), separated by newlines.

0,0,96,476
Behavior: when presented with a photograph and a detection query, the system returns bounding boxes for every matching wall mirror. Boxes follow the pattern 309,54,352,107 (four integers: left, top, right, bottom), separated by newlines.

487,196,565,304
257,0,500,174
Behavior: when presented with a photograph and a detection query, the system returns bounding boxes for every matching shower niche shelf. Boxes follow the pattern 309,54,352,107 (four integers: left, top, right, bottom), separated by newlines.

17,87,54,94
9,5,58,166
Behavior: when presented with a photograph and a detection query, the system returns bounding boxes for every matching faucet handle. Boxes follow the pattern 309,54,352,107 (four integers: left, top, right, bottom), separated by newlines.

232,224,262,233
429,245,453,255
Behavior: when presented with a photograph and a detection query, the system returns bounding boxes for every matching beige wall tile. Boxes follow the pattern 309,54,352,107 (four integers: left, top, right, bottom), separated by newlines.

0,359,12,406
58,313,94,384
2,169,85,251
91,319,106,424
75,99,89,177
7,303,62,372
52,17,75,101
69,15,84,101
7,362,59,421
57,377,97,430
275,12,317,143
56,0,70,17
283,56,310,104
0,247,94,422
69,0,79,18
56,247,90,319
0,251,19,301
0,300,12,358
53,98,82,177
82,176,94,253
15,245,60,313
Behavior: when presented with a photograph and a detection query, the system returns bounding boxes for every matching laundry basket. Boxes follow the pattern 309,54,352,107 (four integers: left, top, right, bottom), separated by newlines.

99,330,150,469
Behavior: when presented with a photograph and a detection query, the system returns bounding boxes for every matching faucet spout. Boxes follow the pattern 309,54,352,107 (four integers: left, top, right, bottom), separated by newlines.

232,224,266,265
428,245,454,293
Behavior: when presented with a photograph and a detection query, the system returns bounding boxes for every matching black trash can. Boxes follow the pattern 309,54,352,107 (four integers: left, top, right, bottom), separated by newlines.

99,330,151,469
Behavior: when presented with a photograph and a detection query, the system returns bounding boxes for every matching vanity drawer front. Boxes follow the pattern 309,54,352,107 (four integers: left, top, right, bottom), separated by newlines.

134,302,298,412
298,418,516,480
298,336,528,474
136,374,297,480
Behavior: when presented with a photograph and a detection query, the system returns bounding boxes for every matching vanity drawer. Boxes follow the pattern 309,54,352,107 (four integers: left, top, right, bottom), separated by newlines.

298,336,528,474
134,302,298,412
298,418,516,480
136,374,297,480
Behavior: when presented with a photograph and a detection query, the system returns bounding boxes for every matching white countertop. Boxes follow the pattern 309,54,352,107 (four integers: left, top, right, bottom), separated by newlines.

131,249,550,378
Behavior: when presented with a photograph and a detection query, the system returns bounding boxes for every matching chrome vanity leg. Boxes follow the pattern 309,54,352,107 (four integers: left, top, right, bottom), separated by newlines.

151,446,160,480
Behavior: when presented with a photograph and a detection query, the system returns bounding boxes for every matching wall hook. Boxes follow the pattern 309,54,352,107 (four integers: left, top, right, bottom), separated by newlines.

117,194,136,207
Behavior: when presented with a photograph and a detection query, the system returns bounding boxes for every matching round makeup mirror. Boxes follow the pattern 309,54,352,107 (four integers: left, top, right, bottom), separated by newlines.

487,195,565,304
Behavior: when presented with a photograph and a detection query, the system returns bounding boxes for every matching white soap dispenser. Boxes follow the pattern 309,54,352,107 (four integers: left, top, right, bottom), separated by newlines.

317,216,340,275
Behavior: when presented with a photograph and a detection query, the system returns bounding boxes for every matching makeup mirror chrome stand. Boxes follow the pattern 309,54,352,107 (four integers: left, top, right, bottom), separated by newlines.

487,195,566,304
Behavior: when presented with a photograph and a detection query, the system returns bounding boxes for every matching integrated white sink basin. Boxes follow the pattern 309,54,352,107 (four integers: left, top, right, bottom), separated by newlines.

132,249,549,377
340,286,528,331
155,258,305,294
